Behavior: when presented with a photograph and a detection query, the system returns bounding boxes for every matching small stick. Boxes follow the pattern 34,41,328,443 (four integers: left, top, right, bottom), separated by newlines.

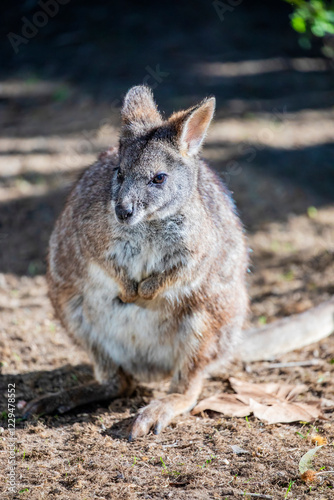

243,494,273,499
263,360,322,369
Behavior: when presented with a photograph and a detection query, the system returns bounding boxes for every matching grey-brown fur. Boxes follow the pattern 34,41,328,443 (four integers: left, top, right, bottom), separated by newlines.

24,86,248,439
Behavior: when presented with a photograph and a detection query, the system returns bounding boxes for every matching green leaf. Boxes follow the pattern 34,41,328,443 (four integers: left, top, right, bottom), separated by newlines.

311,23,326,37
307,206,318,218
292,16,307,32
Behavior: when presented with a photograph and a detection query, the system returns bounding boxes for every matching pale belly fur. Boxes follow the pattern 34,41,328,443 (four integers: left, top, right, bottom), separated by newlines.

70,261,185,382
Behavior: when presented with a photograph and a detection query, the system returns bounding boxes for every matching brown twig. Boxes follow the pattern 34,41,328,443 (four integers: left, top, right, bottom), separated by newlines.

263,359,322,369
243,494,273,499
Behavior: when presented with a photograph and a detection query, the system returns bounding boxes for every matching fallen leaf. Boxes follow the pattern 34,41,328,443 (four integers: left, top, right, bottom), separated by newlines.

249,399,321,425
230,377,307,404
192,378,323,424
299,446,324,475
192,393,249,417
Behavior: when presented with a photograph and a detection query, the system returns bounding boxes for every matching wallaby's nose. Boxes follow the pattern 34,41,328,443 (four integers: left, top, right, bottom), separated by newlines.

115,203,134,221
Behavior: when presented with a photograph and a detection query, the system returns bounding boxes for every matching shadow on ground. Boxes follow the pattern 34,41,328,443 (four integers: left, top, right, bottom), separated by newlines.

0,363,154,432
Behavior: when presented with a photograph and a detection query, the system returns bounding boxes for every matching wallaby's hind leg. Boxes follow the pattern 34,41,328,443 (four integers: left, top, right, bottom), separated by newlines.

22,368,135,418
129,372,203,440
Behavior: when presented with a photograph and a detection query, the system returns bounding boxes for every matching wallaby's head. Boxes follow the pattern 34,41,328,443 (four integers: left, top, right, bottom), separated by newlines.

111,85,215,226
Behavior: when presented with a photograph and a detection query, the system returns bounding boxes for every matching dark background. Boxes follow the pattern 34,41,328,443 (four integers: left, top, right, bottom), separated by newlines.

2,1,333,112
1,0,334,276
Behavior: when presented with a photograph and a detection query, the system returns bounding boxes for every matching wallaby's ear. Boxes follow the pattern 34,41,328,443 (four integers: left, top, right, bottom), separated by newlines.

170,97,215,156
121,85,163,136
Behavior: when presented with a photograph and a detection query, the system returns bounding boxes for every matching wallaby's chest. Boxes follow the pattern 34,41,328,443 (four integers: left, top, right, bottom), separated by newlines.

112,238,161,281
110,219,185,281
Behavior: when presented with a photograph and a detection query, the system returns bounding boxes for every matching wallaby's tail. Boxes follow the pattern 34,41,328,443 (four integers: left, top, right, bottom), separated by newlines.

240,297,334,362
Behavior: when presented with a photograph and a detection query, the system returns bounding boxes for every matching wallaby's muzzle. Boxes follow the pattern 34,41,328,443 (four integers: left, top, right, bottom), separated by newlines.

115,202,134,223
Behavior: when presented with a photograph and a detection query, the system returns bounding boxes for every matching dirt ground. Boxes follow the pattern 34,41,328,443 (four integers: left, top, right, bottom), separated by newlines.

1,1,334,499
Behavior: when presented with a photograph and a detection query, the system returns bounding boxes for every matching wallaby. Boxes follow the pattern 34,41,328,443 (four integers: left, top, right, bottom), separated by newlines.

23,86,249,438
23,85,334,437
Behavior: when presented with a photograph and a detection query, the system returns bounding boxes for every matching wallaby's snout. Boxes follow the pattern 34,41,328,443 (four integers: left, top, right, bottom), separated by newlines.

115,202,134,223
114,178,138,224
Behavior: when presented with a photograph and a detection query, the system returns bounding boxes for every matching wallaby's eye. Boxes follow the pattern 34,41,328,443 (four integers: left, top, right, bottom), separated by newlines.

152,173,167,185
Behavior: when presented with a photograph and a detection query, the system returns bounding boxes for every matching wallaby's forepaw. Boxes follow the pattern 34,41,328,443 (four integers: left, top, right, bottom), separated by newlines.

129,399,174,440
138,277,159,301
118,281,138,303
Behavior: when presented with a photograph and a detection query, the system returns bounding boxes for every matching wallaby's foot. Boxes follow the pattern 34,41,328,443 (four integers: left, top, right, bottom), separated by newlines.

129,393,195,440
23,379,134,418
